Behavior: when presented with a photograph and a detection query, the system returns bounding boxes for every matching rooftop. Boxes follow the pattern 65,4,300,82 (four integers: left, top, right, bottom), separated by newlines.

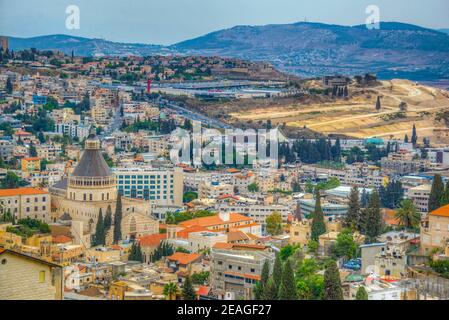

0,188,48,197
430,204,449,218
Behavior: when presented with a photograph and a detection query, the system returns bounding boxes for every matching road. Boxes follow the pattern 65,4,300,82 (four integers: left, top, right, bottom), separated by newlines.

157,98,235,130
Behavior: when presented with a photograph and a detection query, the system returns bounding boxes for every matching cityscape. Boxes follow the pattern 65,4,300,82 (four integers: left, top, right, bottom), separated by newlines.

1,0,449,305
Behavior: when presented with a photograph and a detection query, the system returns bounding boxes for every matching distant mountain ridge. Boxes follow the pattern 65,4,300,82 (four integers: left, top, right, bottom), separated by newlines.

6,21,449,80
8,34,169,57
173,22,449,80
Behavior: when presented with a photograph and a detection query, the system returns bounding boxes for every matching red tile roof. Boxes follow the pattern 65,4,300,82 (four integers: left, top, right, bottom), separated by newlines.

177,225,208,239
197,286,211,296
0,188,48,197
52,235,72,244
430,205,449,218
166,252,201,265
138,234,167,247
179,213,252,228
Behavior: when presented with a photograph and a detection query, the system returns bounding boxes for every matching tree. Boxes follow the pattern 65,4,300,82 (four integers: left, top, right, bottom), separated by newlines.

247,182,260,193
364,191,383,242
395,199,420,231
441,181,449,207
253,281,264,300
93,209,105,246
163,282,178,300
399,102,408,112
404,134,409,143
113,194,122,244
379,180,404,209
261,260,270,288
375,96,381,111
1,172,28,189
411,125,418,146
266,212,283,236
263,278,279,300
429,174,445,212
6,77,13,94
311,189,326,241
128,242,144,262
334,229,357,261
279,260,298,300
344,186,360,230
182,276,196,300
356,286,368,300
104,205,112,230
272,253,282,297
29,141,37,157
323,260,343,300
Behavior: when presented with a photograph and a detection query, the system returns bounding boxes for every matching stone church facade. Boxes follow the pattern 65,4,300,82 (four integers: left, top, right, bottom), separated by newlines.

50,134,158,245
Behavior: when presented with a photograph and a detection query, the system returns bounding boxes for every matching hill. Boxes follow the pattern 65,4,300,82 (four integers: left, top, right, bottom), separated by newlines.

174,22,449,80
8,34,169,57
5,22,449,80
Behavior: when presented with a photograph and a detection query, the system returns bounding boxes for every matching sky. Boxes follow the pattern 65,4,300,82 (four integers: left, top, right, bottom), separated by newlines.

1,0,449,45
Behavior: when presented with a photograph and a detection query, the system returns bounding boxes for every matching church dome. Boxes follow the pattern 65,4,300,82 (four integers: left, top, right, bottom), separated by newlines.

71,134,111,178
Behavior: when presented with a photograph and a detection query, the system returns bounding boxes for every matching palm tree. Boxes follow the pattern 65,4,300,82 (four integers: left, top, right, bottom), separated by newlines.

163,282,179,300
395,199,420,231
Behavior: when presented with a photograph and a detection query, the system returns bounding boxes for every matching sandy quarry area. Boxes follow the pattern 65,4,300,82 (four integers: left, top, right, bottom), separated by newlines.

229,80,449,143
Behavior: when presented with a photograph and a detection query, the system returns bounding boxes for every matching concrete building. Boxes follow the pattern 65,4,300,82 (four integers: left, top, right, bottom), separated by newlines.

113,166,183,206
407,184,431,214
421,204,449,254
0,188,51,223
198,181,234,200
210,243,275,300
0,248,63,300
299,198,348,218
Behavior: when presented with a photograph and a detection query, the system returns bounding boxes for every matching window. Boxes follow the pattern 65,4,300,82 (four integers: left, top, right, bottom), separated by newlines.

250,268,255,273
39,271,46,283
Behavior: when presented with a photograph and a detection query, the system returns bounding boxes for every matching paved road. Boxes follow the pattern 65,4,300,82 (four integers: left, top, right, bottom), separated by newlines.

157,98,235,130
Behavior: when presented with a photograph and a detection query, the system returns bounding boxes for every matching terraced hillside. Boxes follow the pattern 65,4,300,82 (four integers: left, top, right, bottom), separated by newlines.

227,80,449,144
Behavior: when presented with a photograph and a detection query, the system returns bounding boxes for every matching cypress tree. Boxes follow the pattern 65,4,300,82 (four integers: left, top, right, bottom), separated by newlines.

324,260,343,300
429,174,445,212
253,281,264,300
311,189,326,241
104,205,112,230
375,96,381,111
404,134,409,143
356,286,368,300
411,125,418,146
440,181,449,207
182,276,197,300
94,208,105,246
364,190,383,243
261,260,270,288
113,194,123,244
263,278,278,300
272,253,282,297
344,186,360,230
29,141,37,157
278,260,298,300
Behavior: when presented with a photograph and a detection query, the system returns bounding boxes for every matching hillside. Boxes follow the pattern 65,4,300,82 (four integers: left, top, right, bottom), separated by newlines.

6,22,449,81
224,80,449,145
8,34,169,57
174,22,449,80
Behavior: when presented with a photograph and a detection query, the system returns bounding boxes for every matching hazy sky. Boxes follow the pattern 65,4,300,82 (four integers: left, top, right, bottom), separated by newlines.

1,0,448,45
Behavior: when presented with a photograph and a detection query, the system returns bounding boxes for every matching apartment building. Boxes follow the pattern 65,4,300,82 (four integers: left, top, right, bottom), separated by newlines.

421,204,449,253
55,123,90,140
210,244,275,300
0,248,63,300
183,169,232,189
198,181,234,200
113,166,183,206
21,157,41,173
407,184,431,214
215,202,291,227
0,139,13,162
0,188,51,223
299,198,348,218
